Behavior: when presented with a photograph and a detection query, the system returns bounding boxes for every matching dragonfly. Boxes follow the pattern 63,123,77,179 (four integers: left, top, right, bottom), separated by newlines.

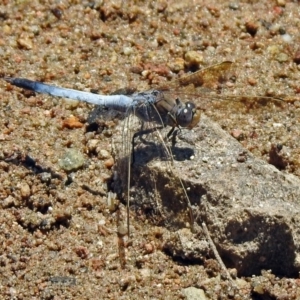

3,61,287,235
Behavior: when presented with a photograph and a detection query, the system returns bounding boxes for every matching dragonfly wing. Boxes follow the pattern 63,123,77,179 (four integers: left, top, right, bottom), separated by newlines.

156,61,235,92
178,61,235,88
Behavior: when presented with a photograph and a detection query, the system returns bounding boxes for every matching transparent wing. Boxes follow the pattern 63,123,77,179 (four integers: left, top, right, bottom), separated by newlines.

176,61,234,89
154,61,290,119
112,98,195,234
156,61,235,92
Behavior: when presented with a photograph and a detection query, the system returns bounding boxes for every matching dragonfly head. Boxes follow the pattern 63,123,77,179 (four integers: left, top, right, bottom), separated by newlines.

177,101,200,129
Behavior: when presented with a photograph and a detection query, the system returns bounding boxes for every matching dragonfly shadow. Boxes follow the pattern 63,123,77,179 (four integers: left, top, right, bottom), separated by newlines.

86,106,125,132
132,139,195,166
171,145,195,162
3,151,63,181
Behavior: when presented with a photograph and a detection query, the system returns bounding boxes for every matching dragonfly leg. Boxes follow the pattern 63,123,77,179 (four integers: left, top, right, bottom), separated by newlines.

171,129,178,148
166,126,175,139
167,127,182,147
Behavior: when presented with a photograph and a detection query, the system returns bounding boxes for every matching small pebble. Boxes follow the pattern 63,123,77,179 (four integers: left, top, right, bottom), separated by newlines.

20,182,31,198
98,149,111,160
231,129,244,140
184,51,203,68
17,38,33,50
51,7,63,19
168,58,185,73
62,116,84,129
277,0,286,6
293,49,300,64
229,2,239,10
2,24,11,34
2,195,17,208
104,157,114,169
247,77,257,86
281,33,292,43
63,99,80,109
74,246,89,259
39,172,52,184
117,224,128,237
276,52,289,62
245,21,259,36
119,277,130,291
140,268,151,278
229,268,238,279
123,47,133,55
59,149,85,171
144,243,154,254
87,139,99,152
130,65,143,74
267,45,280,55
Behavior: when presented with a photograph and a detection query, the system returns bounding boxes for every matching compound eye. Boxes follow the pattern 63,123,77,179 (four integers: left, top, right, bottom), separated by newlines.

177,103,194,127
185,102,196,110
180,102,200,129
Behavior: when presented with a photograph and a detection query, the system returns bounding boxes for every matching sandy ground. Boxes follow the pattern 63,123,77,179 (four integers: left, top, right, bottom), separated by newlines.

1,0,300,299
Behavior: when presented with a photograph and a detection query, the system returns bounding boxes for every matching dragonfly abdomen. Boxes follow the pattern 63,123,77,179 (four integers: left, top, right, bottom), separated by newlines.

5,77,133,112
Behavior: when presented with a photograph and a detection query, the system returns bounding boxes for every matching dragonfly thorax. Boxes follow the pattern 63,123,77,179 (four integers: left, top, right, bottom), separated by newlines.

152,91,200,130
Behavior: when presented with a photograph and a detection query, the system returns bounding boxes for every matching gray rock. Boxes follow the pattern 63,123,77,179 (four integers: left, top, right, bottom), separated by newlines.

115,114,300,277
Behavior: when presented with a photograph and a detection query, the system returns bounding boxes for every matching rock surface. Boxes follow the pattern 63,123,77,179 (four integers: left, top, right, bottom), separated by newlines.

122,114,300,277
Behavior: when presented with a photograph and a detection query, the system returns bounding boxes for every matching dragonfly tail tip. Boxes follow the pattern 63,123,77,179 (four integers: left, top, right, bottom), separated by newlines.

3,76,14,83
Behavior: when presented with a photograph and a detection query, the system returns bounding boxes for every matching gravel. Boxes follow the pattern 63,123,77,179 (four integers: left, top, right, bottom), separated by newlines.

1,0,300,299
